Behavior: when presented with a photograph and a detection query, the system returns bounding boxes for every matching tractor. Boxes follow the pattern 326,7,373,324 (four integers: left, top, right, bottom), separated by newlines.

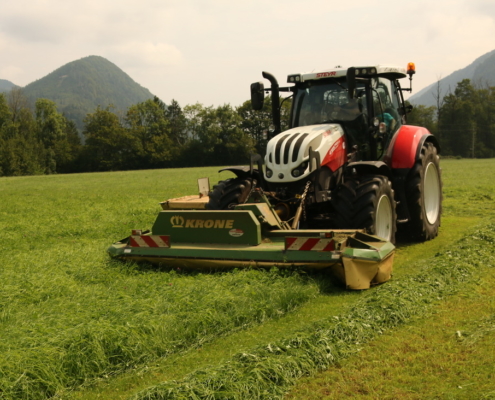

206,64,442,244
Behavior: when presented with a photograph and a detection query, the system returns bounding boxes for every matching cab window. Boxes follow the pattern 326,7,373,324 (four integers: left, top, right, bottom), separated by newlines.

373,78,401,133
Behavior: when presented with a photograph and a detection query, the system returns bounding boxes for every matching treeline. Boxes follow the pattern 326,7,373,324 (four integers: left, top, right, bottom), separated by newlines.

0,90,81,176
408,79,495,158
0,90,289,176
3,78,492,177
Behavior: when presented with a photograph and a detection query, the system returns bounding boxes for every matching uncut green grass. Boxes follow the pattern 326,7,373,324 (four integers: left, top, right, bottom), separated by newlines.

0,168,321,399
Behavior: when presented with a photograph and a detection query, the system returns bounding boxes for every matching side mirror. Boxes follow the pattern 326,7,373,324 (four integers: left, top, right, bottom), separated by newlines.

250,82,265,110
346,67,356,99
405,104,413,113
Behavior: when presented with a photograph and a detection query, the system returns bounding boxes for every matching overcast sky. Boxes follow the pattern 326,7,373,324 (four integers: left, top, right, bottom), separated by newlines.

2,0,495,107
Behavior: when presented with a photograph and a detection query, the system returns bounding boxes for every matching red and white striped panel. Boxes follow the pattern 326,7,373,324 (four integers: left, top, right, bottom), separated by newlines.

129,235,170,248
285,237,335,251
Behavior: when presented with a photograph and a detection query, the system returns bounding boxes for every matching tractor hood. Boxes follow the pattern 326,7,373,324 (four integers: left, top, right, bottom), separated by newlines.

264,124,346,183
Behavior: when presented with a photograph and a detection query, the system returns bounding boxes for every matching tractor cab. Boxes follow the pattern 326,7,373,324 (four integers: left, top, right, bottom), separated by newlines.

251,65,414,162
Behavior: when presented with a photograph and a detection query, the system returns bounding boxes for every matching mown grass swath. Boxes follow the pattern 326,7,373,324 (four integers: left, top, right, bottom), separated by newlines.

132,224,495,400
0,264,318,399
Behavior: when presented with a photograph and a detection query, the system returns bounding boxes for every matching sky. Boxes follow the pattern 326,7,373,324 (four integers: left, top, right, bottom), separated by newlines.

2,0,495,108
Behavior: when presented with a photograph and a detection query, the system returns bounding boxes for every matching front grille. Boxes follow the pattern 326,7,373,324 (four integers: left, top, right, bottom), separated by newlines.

283,133,301,164
292,133,308,162
274,134,290,164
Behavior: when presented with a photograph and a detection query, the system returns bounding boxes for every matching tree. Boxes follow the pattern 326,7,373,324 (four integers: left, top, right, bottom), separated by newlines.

165,99,187,146
406,103,437,135
54,118,83,173
237,96,292,155
7,87,30,124
84,106,138,171
179,103,255,167
125,97,175,168
183,103,205,140
0,95,48,176
237,97,272,155
0,93,11,130
438,80,477,157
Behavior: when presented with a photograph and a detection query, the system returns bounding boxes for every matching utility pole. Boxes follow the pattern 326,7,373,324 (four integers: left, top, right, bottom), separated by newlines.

471,121,476,159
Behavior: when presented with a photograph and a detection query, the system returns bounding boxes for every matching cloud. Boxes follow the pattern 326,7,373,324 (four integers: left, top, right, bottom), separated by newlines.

109,41,184,69
0,65,23,85
2,17,56,43
470,0,495,20
0,0,494,105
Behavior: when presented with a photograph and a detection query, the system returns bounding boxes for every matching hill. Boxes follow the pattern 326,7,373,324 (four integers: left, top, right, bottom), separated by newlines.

23,55,154,131
0,79,17,93
409,49,495,107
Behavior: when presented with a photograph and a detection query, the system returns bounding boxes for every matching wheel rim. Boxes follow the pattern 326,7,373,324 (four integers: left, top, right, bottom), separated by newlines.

376,194,392,241
424,162,441,224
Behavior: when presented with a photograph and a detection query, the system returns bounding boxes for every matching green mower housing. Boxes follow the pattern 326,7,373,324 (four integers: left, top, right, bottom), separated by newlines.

108,191,395,290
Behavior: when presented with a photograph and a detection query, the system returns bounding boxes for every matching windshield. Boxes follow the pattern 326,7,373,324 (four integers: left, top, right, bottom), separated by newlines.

292,80,366,128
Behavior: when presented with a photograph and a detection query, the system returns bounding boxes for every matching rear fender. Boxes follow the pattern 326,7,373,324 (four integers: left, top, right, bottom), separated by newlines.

385,125,440,222
385,125,440,170
218,166,264,187
218,165,260,178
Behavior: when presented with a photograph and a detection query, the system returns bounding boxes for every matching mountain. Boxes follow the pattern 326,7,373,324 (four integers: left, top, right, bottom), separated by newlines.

23,55,154,131
409,49,495,107
0,79,17,93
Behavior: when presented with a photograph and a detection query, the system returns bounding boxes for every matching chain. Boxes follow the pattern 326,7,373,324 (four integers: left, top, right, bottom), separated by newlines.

300,181,311,222
243,179,257,204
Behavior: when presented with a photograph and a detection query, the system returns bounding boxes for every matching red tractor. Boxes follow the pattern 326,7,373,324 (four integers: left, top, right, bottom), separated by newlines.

207,64,442,243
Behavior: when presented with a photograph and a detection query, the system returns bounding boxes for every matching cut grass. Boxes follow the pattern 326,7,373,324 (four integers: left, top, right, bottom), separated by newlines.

69,215,476,400
0,167,321,400
1,159,494,399
0,263,319,400
130,223,495,400
286,266,495,399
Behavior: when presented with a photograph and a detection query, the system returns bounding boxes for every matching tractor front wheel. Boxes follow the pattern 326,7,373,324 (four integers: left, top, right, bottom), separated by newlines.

353,175,397,243
206,177,254,210
405,142,442,241
332,175,397,243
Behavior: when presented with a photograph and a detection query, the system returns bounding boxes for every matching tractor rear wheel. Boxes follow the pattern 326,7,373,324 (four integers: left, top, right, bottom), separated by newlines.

206,177,254,210
405,142,442,241
330,178,357,229
353,175,397,243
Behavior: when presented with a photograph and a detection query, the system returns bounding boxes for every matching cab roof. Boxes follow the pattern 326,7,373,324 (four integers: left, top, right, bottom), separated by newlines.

287,65,408,84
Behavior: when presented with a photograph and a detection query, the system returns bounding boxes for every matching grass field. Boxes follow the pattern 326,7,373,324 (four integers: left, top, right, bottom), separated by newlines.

0,159,494,399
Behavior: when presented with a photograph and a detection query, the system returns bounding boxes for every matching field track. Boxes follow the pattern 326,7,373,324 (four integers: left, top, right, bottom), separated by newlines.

0,159,494,399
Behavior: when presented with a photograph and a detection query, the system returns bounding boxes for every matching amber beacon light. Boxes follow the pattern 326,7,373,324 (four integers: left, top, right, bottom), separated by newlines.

407,62,416,75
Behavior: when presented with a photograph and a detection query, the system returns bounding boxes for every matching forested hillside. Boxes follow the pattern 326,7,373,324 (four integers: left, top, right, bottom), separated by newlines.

23,56,154,131
409,49,495,107
0,79,17,93
407,79,495,158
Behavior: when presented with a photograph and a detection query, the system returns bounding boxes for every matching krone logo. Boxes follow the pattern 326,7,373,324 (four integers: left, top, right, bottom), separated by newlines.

170,215,185,228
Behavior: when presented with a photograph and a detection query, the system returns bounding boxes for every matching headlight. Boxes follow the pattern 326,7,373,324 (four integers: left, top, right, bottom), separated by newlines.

291,162,308,178
266,168,273,178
